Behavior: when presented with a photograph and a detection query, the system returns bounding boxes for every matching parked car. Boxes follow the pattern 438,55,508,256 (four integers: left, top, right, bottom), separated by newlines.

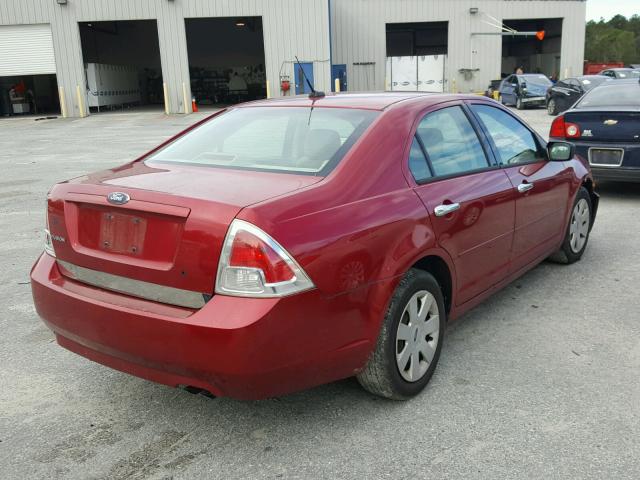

545,75,609,116
599,68,640,79
498,73,553,109
31,93,598,400
549,79,640,183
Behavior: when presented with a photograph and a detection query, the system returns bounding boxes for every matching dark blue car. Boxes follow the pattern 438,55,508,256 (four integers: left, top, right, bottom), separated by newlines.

549,79,640,183
498,73,552,110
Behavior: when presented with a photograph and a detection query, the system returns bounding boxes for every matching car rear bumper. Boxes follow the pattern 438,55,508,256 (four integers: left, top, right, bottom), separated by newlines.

590,166,640,183
31,254,378,399
521,96,545,105
573,143,640,183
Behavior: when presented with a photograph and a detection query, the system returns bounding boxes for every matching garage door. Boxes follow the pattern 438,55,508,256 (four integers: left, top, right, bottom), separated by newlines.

0,24,56,77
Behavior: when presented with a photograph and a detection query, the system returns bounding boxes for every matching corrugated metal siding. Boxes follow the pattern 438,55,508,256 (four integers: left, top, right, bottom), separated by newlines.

0,0,585,117
331,0,586,93
0,0,331,117
0,24,56,76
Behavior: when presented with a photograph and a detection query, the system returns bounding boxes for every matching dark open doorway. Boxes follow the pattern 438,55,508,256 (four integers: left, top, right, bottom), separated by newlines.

501,18,563,79
79,20,164,112
185,17,266,106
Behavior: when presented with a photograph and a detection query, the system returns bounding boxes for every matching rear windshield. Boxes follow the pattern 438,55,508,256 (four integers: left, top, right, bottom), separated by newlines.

146,106,379,175
576,84,640,108
521,75,552,86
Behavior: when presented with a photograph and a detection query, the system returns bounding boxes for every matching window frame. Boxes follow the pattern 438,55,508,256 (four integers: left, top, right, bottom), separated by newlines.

465,101,549,168
404,101,499,186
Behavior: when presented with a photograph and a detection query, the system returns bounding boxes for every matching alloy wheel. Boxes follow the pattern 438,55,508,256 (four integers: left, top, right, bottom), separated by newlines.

548,99,556,115
395,290,440,382
569,198,590,253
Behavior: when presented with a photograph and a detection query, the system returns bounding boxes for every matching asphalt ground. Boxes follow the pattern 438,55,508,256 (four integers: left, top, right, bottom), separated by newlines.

1,105,638,479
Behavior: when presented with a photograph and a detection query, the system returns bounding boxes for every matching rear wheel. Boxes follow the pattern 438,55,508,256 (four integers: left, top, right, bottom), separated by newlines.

550,187,592,264
498,94,504,105
357,269,445,400
547,98,558,116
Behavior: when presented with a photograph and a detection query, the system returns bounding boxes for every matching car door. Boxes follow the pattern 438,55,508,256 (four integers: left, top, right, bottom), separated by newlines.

504,75,517,104
468,103,573,273
552,80,573,111
407,103,515,305
564,79,583,109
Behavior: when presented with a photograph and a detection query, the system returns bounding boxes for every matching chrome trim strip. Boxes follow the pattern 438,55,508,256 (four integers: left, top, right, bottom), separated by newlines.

57,260,206,309
588,147,624,168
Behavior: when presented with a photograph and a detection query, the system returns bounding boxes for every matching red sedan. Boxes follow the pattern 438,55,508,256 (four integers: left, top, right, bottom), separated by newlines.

31,93,598,400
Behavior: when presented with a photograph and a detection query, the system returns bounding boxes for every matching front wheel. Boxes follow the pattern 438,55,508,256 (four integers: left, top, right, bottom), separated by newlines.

357,269,445,400
547,98,558,116
550,187,592,264
516,96,525,110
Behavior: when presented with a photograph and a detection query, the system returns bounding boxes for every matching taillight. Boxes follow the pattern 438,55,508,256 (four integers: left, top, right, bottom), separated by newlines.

215,219,315,297
44,228,56,257
549,115,581,139
44,204,56,257
565,122,581,138
549,115,566,138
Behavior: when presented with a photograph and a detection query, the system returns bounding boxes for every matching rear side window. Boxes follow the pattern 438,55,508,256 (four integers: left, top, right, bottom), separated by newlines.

470,105,544,165
147,106,379,175
408,136,432,182
415,106,489,177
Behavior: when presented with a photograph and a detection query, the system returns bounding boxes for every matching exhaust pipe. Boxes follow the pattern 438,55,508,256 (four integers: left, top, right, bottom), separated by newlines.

179,385,216,399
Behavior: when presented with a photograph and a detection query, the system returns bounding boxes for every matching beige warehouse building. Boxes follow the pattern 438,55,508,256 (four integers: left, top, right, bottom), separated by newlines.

0,0,586,118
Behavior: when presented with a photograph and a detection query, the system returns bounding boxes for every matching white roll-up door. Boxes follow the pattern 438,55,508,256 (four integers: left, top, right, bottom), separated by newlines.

0,24,56,77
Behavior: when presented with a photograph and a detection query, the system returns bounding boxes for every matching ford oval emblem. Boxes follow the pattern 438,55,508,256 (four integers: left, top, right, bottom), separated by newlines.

107,192,130,205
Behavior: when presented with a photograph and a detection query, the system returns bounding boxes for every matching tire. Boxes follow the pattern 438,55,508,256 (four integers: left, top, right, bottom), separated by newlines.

516,96,525,110
547,98,558,116
357,269,445,400
498,94,504,105
549,187,593,264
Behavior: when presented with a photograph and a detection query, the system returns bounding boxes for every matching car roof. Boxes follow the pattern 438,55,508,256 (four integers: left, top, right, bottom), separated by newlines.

607,68,634,71
236,92,486,111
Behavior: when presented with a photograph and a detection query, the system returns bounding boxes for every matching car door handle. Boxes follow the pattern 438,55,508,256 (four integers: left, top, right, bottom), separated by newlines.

517,182,534,193
434,203,460,217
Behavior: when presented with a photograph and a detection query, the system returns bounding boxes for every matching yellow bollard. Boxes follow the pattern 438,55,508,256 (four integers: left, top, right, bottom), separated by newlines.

334,78,341,93
58,86,67,118
163,82,169,115
76,85,85,117
266,80,271,99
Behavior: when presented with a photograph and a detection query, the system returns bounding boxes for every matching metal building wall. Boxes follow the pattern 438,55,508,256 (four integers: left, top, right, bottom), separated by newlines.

330,0,586,93
0,0,331,117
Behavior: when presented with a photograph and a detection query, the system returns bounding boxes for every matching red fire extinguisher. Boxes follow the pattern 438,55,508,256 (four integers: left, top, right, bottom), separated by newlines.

280,76,291,93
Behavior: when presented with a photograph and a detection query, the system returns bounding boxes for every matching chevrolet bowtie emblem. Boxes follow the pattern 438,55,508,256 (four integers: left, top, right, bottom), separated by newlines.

603,119,618,126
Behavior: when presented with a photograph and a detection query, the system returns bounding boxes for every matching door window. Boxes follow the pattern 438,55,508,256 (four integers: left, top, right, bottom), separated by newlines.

415,106,489,177
470,104,545,166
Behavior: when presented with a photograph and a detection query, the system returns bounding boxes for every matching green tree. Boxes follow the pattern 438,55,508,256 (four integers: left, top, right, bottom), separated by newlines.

585,15,640,64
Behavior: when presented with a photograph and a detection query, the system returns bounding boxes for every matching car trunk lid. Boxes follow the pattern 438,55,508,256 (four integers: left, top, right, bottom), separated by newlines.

47,162,321,305
565,109,640,143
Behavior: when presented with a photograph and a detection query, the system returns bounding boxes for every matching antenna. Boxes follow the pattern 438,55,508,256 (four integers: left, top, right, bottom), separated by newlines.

295,56,325,99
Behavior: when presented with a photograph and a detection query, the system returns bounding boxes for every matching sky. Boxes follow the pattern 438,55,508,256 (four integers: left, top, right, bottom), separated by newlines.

586,0,639,21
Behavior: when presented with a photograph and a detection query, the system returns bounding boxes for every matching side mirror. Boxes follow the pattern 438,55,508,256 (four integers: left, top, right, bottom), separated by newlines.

548,141,574,161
